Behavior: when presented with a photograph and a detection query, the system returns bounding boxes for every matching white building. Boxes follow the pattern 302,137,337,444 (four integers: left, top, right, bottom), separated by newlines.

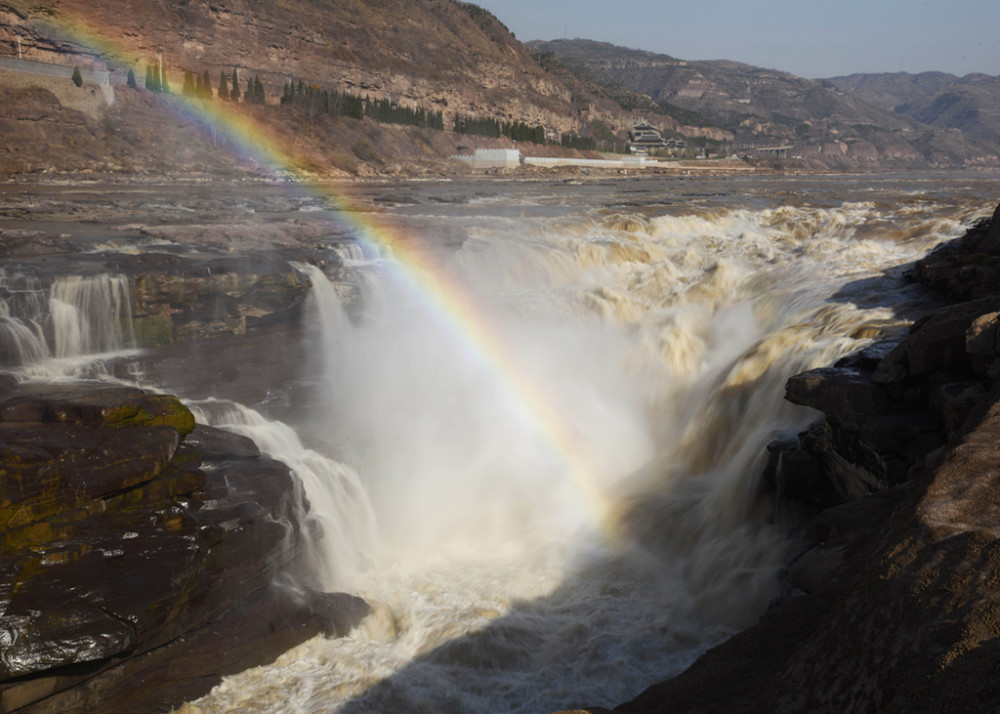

451,148,523,169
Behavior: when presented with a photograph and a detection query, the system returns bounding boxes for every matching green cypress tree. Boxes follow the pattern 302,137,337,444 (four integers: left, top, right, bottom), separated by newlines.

230,68,241,101
218,71,229,100
145,63,158,92
254,76,264,104
126,67,137,88
71,66,83,87
201,70,212,99
183,70,196,96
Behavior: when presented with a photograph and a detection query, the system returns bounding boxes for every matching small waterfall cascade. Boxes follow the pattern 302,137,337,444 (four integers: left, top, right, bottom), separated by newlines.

333,240,389,265
188,402,377,591
0,271,135,368
0,270,50,366
49,274,135,358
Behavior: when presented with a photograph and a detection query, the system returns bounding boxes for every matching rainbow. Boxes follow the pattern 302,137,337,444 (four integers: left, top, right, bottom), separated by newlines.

18,8,624,540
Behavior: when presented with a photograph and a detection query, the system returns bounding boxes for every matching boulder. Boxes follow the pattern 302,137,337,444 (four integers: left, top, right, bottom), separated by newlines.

905,296,1000,376
4,587,370,714
972,201,1000,254
0,383,195,435
909,204,1000,301
785,366,895,431
0,422,181,532
769,385,1000,713
106,252,315,346
183,424,261,460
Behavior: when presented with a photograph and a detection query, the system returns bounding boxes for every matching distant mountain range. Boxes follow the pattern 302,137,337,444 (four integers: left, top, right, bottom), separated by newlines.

829,72,1000,146
529,39,1000,170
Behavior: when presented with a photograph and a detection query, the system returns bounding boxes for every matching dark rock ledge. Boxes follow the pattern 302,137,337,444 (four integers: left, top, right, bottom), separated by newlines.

0,379,368,713
578,202,1000,714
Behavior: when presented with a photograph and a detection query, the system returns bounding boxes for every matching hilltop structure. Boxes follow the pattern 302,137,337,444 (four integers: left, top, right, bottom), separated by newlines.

627,120,687,155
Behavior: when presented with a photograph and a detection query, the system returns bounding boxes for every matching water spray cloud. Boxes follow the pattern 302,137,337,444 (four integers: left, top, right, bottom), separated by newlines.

39,9,624,540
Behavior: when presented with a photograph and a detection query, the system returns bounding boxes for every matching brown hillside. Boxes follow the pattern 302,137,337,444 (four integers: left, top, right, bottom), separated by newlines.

0,0,630,135
0,0,666,178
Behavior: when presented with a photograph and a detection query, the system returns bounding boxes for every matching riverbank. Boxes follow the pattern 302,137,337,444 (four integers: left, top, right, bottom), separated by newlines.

603,202,1000,713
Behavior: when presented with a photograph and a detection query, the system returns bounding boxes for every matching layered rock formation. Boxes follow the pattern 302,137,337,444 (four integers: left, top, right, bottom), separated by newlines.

0,380,367,713
611,203,1000,713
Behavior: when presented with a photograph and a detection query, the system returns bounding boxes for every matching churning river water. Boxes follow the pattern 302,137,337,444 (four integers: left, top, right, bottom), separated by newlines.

3,173,997,713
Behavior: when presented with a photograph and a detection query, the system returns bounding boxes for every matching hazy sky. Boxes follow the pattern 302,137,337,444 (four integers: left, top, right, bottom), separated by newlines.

471,0,1000,78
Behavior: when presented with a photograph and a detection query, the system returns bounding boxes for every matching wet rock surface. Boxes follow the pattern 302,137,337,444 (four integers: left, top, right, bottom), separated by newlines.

612,203,1000,714
0,381,368,713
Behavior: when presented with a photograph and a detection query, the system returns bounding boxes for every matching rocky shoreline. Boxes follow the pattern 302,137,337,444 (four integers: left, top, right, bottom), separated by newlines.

604,203,1000,712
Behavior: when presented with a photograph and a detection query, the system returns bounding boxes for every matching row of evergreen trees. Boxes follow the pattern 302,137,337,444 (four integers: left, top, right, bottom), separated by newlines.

179,67,266,103
278,80,558,148
280,81,364,119
130,63,265,103
365,96,445,130
453,115,546,144
126,64,597,149
279,80,445,130
143,63,170,93
560,133,597,151
182,70,214,99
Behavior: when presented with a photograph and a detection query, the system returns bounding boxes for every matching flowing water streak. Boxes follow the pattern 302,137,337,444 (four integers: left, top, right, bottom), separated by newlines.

186,398,377,590
189,193,974,714
0,272,135,372
0,270,50,366
50,274,135,358
291,263,351,385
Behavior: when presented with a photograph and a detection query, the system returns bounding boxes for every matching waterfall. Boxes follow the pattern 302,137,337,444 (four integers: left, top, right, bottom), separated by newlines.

49,274,135,358
187,398,377,591
0,316,49,366
0,270,50,367
76,178,978,714
0,271,136,372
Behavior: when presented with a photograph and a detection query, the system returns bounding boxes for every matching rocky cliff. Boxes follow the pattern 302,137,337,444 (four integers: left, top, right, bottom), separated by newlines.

2,2,994,176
